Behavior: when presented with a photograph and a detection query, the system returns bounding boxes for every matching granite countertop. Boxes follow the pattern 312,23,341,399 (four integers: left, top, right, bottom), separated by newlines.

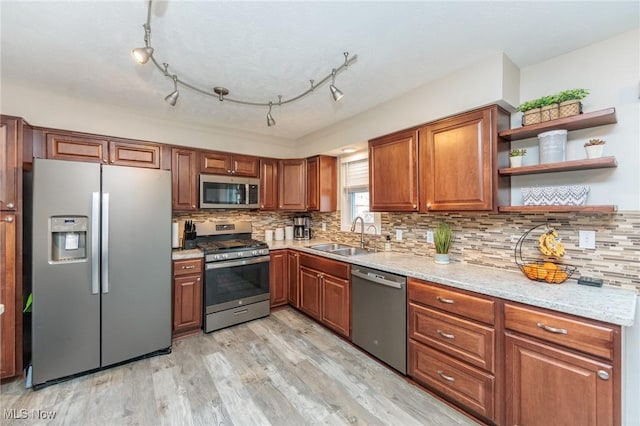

171,248,204,260
268,239,637,327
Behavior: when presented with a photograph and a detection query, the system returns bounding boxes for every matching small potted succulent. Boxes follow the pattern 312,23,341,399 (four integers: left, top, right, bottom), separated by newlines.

509,148,527,168
584,138,605,159
434,222,453,264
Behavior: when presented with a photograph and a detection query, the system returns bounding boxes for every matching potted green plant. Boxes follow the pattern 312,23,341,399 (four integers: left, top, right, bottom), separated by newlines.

557,88,589,118
517,98,544,126
509,148,527,168
434,222,453,264
539,94,560,122
584,138,605,159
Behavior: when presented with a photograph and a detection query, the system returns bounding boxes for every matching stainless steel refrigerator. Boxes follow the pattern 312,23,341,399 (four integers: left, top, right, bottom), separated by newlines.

29,158,172,388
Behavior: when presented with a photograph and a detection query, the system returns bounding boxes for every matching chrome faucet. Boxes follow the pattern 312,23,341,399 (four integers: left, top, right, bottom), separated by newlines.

367,225,378,251
351,216,365,248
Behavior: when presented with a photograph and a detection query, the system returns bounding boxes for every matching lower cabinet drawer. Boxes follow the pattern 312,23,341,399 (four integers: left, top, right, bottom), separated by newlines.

409,302,495,372
409,339,495,422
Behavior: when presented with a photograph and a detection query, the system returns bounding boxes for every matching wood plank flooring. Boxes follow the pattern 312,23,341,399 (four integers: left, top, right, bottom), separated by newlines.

1,308,478,425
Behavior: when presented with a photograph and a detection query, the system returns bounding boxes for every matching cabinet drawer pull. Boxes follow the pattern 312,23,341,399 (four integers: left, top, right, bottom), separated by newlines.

436,296,454,304
1,216,14,223
233,309,248,316
536,322,568,334
437,370,455,382
182,265,196,269
597,370,610,380
436,329,455,339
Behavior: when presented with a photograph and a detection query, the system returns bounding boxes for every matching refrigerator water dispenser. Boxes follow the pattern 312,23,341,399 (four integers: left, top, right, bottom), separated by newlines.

50,217,87,262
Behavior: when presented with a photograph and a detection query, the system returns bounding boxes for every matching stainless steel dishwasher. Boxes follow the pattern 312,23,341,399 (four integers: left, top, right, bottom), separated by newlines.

351,266,407,374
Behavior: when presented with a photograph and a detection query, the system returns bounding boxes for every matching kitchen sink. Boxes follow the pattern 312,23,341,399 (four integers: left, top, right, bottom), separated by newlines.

309,243,372,256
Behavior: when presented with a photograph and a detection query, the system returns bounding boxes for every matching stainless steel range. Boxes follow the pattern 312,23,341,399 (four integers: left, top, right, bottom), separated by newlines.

195,221,270,332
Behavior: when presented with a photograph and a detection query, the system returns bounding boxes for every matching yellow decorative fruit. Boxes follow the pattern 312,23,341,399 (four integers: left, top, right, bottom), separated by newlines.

545,270,568,284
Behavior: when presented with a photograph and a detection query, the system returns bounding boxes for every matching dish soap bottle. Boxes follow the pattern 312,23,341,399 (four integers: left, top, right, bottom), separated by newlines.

384,235,392,251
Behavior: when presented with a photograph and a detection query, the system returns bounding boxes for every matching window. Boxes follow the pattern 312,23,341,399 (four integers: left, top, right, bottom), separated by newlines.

340,154,380,234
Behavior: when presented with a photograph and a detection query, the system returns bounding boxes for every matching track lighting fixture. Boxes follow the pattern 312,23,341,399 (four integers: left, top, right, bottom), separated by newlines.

266,102,276,127
329,69,344,102
164,75,179,106
132,0,357,126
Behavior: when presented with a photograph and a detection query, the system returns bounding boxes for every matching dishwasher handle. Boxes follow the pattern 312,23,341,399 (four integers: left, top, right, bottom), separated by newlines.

352,269,405,289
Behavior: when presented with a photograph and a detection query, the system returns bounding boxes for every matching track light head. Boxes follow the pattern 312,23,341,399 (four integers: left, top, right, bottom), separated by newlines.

330,69,344,102
267,102,276,127
165,75,179,106
131,47,154,64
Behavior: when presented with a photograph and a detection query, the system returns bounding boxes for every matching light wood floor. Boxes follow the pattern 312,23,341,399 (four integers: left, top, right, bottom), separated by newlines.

1,308,477,425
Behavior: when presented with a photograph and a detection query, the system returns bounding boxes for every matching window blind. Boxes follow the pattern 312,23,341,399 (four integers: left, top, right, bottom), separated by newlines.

343,158,369,191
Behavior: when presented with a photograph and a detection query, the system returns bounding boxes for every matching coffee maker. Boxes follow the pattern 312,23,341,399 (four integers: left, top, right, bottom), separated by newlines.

293,215,311,240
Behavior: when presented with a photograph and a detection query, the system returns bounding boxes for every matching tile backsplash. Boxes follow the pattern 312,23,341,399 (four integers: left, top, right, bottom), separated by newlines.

174,210,640,292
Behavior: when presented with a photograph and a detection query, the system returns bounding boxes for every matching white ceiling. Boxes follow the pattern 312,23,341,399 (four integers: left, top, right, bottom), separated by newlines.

1,1,638,141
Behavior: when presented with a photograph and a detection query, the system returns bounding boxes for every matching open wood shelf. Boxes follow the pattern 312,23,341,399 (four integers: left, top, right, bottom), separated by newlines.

499,205,617,213
499,108,617,141
499,156,617,176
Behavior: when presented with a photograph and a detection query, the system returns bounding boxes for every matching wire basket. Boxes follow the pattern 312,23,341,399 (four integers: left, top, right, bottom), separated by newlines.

514,224,577,284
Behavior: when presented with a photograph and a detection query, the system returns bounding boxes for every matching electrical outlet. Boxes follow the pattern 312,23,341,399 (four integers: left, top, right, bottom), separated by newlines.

426,230,434,244
396,229,403,241
579,230,596,249
321,222,326,231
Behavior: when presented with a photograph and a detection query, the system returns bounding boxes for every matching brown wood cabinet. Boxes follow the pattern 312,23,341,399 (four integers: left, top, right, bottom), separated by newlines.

0,115,26,380
287,250,300,307
172,258,203,338
298,253,350,337
109,140,161,169
1,212,17,378
171,148,198,211
44,130,162,169
200,151,259,177
259,158,279,210
306,155,337,212
369,128,419,211
269,250,288,307
504,302,620,426
408,278,498,423
419,105,510,212
278,159,306,210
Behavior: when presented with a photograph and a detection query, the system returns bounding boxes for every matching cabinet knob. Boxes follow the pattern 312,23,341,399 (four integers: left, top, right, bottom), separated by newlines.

196,277,201,281
111,160,115,163
1,216,14,223
2,202,15,209
103,159,108,163
412,204,417,209
597,370,610,380
426,202,432,210
192,205,196,208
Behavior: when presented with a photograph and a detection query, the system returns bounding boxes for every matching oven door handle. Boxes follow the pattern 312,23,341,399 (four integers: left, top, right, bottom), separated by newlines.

205,255,271,270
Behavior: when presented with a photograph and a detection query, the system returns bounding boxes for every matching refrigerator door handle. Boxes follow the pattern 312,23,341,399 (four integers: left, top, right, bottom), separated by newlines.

101,192,110,294
91,192,100,295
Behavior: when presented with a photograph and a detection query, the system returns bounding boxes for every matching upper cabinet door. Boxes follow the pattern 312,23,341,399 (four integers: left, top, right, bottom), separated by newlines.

419,107,497,212
306,155,337,212
109,141,160,169
278,159,306,210
46,132,108,163
259,158,278,210
0,117,19,212
201,151,259,177
172,148,198,211
369,128,419,212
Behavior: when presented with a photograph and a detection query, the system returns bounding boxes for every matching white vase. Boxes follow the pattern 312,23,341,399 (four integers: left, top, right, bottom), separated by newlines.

509,156,523,168
585,145,604,159
434,253,450,264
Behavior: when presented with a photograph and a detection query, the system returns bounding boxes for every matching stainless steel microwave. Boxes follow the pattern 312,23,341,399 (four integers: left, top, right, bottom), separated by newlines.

199,175,260,209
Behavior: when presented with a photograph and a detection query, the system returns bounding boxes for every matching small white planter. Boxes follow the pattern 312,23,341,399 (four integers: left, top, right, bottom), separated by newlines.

434,253,450,264
509,156,524,168
585,144,604,159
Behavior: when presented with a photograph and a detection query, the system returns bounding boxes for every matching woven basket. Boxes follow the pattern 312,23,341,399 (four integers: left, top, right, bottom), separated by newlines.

522,108,541,126
540,104,559,122
559,100,582,118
